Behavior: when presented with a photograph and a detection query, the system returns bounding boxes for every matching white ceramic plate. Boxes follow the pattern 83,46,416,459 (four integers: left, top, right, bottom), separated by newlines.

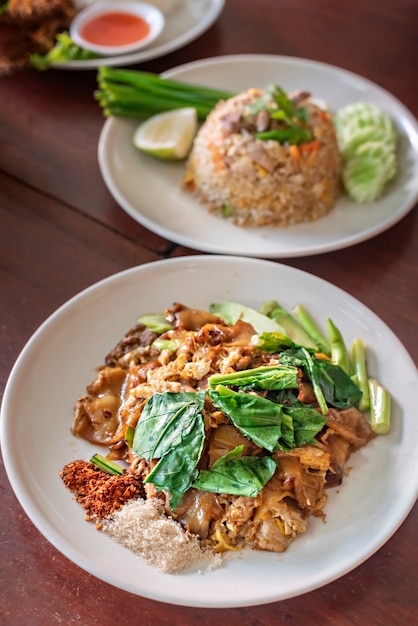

98,54,418,258
52,0,224,69
1,256,417,607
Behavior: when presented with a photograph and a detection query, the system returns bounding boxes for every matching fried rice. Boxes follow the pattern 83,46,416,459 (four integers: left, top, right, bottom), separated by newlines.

184,88,343,228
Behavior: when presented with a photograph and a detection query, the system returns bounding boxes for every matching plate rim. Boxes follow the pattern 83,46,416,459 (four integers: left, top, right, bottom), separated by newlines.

51,0,225,70
1,255,418,607
98,53,418,258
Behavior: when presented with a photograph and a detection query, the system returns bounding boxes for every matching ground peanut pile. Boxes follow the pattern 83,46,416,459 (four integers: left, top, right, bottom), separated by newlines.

100,498,226,574
60,460,145,523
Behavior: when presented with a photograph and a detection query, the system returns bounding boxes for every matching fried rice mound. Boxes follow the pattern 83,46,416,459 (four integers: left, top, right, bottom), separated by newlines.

183,88,343,228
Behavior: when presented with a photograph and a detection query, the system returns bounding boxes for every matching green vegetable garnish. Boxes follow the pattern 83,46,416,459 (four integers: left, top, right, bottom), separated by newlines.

30,33,99,70
133,392,206,510
151,338,178,352
90,454,124,476
282,406,328,448
292,304,331,355
261,300,318,349
138,313,173,333
351,338,370,412
334,101,397,202
368,378,391,435
279,347,362,412
192,446,276,497
209,385,284,452
208,364,299,391
326,318,351,375
95,67,235,120
256,127,312,145
210,301,286,335
252,84,314,145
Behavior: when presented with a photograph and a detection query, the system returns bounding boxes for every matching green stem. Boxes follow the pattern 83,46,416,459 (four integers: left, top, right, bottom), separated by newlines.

326,318,351,374
96,67,235,120
351,338,370,411
368,378,390,435
90,453,124,475
302,348,328,415
293,304,331,356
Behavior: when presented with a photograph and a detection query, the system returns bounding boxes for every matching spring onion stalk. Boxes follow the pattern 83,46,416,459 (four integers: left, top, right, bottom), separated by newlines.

326,318,351,375
292,304,331,356
368,378,391,435
95,67,235,120
90,453,124,476
351,338,370,411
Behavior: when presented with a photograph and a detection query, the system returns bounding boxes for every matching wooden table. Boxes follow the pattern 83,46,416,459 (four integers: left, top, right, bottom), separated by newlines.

1,1,417,624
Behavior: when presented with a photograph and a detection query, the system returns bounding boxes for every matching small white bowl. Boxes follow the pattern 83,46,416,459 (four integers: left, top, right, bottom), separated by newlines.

70,1,165,56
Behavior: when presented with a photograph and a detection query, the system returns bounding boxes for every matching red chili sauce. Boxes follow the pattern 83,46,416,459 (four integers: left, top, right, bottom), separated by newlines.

81,12,151,47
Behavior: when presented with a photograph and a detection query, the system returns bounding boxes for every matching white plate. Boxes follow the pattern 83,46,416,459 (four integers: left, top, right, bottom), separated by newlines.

52,0,225,69
1,256,418,607
98,54,418,258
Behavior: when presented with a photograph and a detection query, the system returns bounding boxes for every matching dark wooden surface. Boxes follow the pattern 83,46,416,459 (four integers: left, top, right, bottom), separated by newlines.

1,1,417,624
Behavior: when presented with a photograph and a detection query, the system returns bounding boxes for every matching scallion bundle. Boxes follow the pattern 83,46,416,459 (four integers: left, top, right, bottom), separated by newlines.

95,67,235,120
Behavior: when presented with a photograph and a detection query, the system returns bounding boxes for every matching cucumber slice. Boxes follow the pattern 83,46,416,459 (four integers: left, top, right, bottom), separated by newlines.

343,155,387,203
334,101,398,202
340,126,394,159
356,141,397,181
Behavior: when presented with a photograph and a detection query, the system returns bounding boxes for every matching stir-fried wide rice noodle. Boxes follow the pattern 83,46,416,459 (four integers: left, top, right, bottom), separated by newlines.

183,88,342,227
69,303,374,558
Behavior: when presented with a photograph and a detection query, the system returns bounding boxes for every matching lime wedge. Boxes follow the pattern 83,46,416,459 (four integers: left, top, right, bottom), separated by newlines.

133,107,198,160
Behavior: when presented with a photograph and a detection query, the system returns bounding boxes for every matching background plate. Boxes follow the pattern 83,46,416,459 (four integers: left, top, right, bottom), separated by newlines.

1,256,418,607
52,0,225,69
99,54,418,257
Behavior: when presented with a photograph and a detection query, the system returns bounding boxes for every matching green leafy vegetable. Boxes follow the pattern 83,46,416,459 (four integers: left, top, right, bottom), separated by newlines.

251,331,297,353
133,391,206,509
30,33,99,70
209,385,283,451
133,391,205,459
282,347,328,415
282,406,327,447
316,359,362,408
145,418,205,510
208,364,299,391
278,412,295,449
279,348,362,410
192,445,276,497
